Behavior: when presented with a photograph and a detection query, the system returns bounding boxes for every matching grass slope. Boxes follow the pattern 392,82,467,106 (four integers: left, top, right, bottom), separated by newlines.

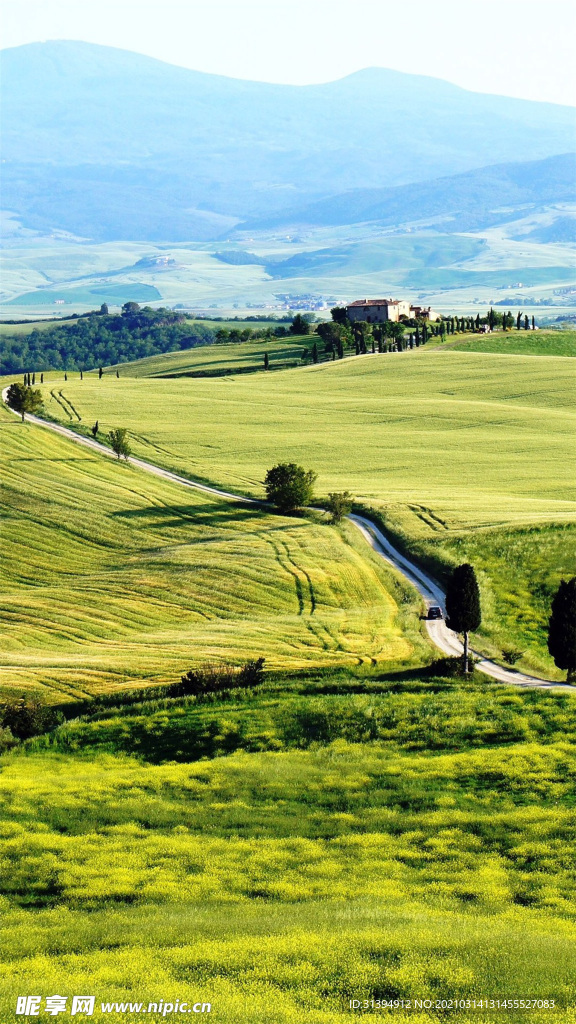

28,341,576,676
444,329,576,358
0,408,423,700
112,334,311,378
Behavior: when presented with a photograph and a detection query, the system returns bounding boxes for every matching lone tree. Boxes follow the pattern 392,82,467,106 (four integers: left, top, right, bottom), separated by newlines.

264,352,270,371
445,563,481,674
547,577,576,682
108,428,131,460
327,491,353,523
91,420,99,438
264,463,317,512
290,314,311,336
122,301,140,317
5,382,43,422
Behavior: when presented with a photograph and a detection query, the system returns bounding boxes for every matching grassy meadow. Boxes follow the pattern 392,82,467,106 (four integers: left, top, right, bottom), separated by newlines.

2,672,576,1022
28,338,576,677
0,406,425,700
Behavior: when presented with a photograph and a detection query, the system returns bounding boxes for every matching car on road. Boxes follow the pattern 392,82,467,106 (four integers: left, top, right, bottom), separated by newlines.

427,605,443,620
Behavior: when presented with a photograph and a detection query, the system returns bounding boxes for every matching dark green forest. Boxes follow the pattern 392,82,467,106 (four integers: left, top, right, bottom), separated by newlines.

0,306,217,375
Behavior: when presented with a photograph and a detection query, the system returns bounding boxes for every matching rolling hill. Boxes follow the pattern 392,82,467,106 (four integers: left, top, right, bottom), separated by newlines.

1,41,575,241
240,153,576,232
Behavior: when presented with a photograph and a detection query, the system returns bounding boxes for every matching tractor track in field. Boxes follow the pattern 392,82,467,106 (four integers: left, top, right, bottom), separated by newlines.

3,388,574,693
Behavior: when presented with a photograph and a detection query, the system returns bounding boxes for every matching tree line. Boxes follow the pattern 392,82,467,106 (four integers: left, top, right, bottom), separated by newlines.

0,303,217,375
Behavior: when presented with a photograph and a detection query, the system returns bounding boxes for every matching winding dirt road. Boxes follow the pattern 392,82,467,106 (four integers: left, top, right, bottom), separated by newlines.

4,389,572,692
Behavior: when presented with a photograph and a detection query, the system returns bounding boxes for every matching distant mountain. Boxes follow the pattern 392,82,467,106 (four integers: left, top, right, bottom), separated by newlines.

1,41,575,242
240,154,576,232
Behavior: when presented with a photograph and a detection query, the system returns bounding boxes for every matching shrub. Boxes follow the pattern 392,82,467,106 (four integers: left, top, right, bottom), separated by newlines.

502,647,524,665
327,491,354,523
0,698,64,740
176,659,265,700
108,427,131,460
427,656,474,679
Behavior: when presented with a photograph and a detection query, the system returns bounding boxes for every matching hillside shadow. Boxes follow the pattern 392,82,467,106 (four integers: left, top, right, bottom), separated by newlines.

111,503,271,529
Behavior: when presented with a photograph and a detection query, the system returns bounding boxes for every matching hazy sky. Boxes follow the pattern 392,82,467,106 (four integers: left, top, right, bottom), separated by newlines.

2,0,575,106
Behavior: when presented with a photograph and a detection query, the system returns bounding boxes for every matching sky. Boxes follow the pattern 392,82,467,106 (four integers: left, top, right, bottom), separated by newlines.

2,0,575,106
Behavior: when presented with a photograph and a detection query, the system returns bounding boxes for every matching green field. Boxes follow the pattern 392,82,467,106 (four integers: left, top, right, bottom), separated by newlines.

2,226,575,314
444,330,576,358
0,407,425,699
3,675,576,1022
5,283,162,307
26,340,576,677
0,318,81,335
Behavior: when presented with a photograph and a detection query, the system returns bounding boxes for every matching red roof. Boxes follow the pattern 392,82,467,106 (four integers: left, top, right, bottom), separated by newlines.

346,298,398,307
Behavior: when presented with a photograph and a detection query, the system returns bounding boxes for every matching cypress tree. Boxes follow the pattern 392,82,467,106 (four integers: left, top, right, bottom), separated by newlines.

547,577,576,682
99,366,103,379
516,311,522,330
445,563,482,674
355,339,360,355
80,370,83,380
91,420,99,438
116,370,120,378
312,342,319,363
40,373,44,384
475,314,480,331
64,373,67,381
32,372,36,384
532,315,536,330
371,339,375,354
524,314,529,330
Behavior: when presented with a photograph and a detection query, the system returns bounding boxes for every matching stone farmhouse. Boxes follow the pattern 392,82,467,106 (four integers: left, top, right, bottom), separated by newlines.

345,299,440,323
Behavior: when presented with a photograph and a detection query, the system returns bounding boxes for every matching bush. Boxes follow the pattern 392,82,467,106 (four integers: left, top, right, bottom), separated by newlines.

0,698,64,740
108,428,131,460
327,491,354,523
176,658,265,700
502,647,524,665
427,656,475,679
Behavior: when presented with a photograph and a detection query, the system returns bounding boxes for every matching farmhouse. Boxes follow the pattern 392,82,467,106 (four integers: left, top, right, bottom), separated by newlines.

346,298,440,322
